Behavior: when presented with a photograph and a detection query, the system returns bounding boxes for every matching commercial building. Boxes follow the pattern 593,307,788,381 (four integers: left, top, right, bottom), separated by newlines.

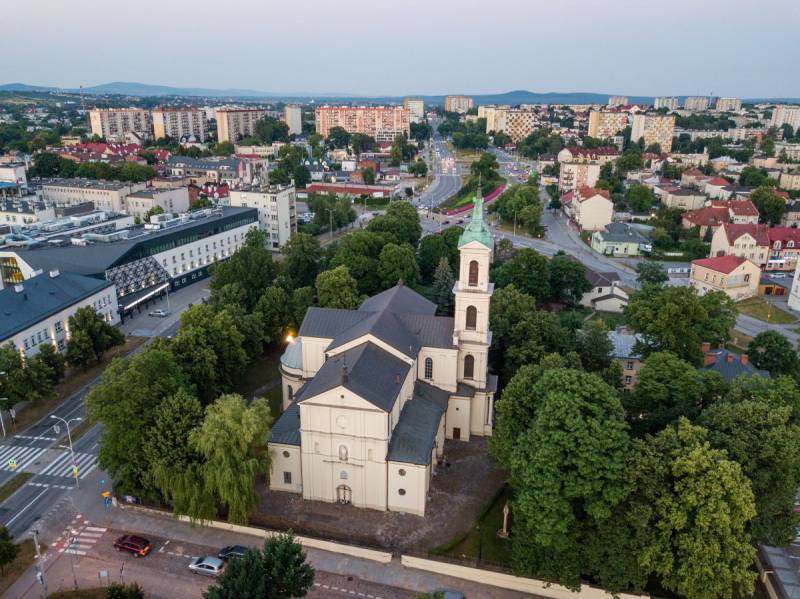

314,106,410,141
37,178,147,213
270,200,496,515
0,163,28,191
402,98,425,123
587,111,629,139
654,97,679,111
216,108,267,143
283,105,302,136
607,96,628,107
444,96,473,114
0,197,55,226
0,270,119,357
715,98,742,112
689,256,760,301
770,105,800,130
630,113,675,152
151,107,208,142
88,108,153,142
227,185,296,250
124,188,190,221
684,97,711,111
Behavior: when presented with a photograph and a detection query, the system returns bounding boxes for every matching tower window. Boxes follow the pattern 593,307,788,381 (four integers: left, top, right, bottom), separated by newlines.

424,357,433,379
339,445,348,461
468,260,479,286
466,306,477,330
464,354,475,379
287,385,293,401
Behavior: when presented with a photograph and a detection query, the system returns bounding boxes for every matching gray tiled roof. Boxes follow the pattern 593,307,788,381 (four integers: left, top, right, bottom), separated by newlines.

397,314,455,349
608,329,643,359
296,342,410,412
326,309,421,356
701,349,770,383
359,285,436,316
596,222,649,244
269,401,301,446
386,381,448,465
298,307,367,339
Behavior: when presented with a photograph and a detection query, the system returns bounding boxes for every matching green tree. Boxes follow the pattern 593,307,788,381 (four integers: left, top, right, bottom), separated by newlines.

635,261,668,285
491,183,543,235
361,167,375,185
417,234,450,282
329,230,389,296
205,533,314,599
191,394,272,524
281,233,322,289
350,133,375,157
255,286,294,344
494,248,550,301
0,527,19,575
626,185,655,212
739,165,770,188
32,343,65,385
431,257,455,316
210,228,277,311
747,330,799,376
65,306,124,369
576,320,613,373
547,255,590,305
254,116,289,143
367,201,422,247
408,160,428,177
107,583,146,599
290,287,314,330
143,205,165,222
750,185,786,226
378,243,420,288
214,141,235,156
326,126,351,148
316,265,360,309
28,152,62,177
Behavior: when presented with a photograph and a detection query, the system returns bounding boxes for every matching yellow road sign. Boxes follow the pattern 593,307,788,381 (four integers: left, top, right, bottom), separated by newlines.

8,458,17,471
72,465,79,478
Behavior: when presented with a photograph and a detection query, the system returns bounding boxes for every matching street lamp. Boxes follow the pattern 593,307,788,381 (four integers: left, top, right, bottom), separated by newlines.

51,415,82,488
0,398,8,438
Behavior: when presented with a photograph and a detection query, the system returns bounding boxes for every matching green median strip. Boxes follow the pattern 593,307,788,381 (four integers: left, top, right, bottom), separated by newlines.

0,472,32,502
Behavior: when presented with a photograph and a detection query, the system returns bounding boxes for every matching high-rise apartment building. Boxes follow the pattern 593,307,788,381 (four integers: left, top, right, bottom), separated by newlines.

216,108,267,143
587,111,629,139
283,105,302,136
654,97,679,111
444,95,474,114
684,97,710,111
715,98,742,112
314,106,410,142
630,114,676,152
402,98,425,123
89,108,153,142
227,185,296,250
478,106,537,142
771,105,800,130
607,96,629,107
151,107,208,142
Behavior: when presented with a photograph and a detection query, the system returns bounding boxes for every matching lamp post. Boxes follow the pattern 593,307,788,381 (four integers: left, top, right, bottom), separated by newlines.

51,415,82,488
326,207,334,242
0,398,7,438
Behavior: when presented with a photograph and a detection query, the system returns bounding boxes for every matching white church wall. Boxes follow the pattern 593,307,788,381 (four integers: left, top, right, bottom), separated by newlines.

269,444,303,493
416,347,458,392
387,462,428,516
446,396,472,441
301,337,331,378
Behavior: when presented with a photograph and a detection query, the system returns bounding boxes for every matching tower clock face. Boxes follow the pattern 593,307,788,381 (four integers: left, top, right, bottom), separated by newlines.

336,415,348,429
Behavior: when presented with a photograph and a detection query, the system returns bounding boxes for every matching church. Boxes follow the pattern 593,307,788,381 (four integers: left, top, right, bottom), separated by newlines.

268,197,496,516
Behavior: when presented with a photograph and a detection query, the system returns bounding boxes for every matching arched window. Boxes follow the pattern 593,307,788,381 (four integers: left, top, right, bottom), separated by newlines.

464,355,475,379
287,385,294,401
468,260,479,286
466,306,477,330
338,445,348,461
424,357,433,379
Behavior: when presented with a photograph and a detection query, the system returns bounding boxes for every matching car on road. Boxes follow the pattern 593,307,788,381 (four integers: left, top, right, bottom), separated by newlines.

456,219,464,224
770,272,787,279
148,309,170,318
189,556,225,576
218,545,248,560
113,535,152,557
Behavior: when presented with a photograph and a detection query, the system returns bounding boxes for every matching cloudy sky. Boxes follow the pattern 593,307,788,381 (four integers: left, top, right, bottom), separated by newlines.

2,0,798,98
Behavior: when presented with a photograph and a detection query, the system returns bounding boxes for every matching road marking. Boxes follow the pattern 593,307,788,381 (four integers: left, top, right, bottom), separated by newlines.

13,435,56,442
39,451,97,478
63,549,86,555
79,532,103,538
4,487,48,526
0,445,48,472
85,526,107,533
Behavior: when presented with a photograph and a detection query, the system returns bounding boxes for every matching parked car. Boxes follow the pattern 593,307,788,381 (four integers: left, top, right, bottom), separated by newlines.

218,545,248,560
189,556,225,576
113,535,152,557
148,309,170,318
770,272,787,279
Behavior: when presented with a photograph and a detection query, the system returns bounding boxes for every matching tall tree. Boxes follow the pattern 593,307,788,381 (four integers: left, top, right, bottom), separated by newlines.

635,261,668,286
34,343,66,384
747,330,799,376
377,243,420,289
315,265,360,309
431,258,455,316
329,230,389,296
367,201,422,247
0,527,19,576
281,233,322,289
255,286,294,344
417,234,450,282
493,248,550,302
65,306,124,369
210,228,277,311
547,255,591,306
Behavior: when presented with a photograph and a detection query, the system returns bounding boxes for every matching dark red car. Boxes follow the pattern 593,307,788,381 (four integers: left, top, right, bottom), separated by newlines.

113,535,152,557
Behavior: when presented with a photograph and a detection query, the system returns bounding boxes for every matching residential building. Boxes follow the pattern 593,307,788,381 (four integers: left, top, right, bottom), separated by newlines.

684,97,711,111
561,186,613,232
165,156,268,186
124,187,190,221
216,108,267,143
151,107,208,142
607,96,628,107
444,95,474,114
227,185,296,250
492,108,537,142
587,111,629,138
0,270,119,357
0,163,28,191
609,327,644,389
37,178,147,213
580,268,629,313
557,147,619,165
654,97,679,111
775,141,800,161
315,106,410,141
270,199,497,516
630,114,675,152
89,108,153,142
590,222,651,256
770,105,800,130
701,345,769,383
558,162,601,193
689,256,760,301
662,188,708,210
402,98,425,123
789,258,800,312
284,105,302,136
0,197,55,226
715,98,742,112
681,205,730,237
710,199,759,224
766,227,800,272
781,203,800,228
710,223,770,268
779,171,800,191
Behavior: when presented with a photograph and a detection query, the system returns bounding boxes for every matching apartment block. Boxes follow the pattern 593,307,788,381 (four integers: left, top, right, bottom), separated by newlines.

715,98,742,112
444,95,473,114
152,107,208,142
314,106,410,141
607,96,628,107
771,105,800,130
216,107,267,143
89,108,153,142
227,185,296,250
654,97,679,110
558,162,601,192
284,105,302,136
402,98,425,123
587,111,629,139
478,106,537,142
683,97,710,111
630,113,675,152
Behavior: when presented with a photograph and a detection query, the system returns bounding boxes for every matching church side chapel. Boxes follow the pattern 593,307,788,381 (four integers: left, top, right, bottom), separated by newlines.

269,196,497,516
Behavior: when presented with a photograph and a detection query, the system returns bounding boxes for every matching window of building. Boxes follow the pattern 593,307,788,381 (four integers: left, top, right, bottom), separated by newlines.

398,488,406,496
464,354,475,379
282,450,290,458
338,445,348,461
624,376,632,385
54,321,63,333
466,306,477,330
744,274,751,282
424,358,433,380
468,260,479,286
340,470,348,480
287,385,293,401
398,469,406,476
626,361,634,370
283,472,292,484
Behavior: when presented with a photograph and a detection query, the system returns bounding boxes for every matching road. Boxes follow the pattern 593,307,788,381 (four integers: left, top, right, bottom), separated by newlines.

416,120,461,210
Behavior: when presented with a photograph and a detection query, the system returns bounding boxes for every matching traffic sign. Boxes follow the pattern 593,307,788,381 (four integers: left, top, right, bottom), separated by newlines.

72,465,79,478
8,458,17,471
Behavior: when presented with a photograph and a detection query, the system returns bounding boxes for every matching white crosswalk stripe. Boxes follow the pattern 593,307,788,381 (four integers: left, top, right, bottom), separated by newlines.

0,444,49,472
38,451,97,479
58,525,107,555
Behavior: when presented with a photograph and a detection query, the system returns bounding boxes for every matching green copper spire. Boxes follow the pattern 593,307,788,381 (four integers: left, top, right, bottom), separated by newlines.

457,185,493,249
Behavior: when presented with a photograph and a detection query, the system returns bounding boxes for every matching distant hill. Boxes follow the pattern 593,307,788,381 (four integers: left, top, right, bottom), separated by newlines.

0,82,60,93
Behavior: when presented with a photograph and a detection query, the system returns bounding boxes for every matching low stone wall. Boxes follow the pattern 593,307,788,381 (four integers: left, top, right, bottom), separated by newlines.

400,555,649,598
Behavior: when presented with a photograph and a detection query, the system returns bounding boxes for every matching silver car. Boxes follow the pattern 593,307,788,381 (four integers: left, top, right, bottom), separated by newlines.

189,556,224,576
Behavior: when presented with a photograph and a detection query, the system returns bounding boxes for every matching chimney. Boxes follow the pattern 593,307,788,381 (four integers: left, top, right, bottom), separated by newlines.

341,365,348,385
701,342,711,353
740,354,749,366
49,269,60,278
704,352,717,367
726,353,735,364
13,283,23,294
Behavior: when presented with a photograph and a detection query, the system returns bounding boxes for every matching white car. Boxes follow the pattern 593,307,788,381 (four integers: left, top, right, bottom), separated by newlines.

189,556,224,576
148,309,170,318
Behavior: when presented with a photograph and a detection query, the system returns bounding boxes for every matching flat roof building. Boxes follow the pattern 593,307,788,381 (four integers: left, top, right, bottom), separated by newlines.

216,108,267,143
152,107,208,142
89,108,153,142
227,185,296,250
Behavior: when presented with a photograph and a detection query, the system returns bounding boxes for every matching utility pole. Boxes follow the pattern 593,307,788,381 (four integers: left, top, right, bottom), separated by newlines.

33,529,47,598
51,415,81,488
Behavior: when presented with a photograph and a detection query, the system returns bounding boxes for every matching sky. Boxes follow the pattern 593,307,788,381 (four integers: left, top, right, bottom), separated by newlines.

2,0,799,98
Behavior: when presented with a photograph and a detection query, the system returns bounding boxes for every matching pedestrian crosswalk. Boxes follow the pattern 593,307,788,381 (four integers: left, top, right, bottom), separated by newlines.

39,451,97,480
0,444,48,472
55,514,107,556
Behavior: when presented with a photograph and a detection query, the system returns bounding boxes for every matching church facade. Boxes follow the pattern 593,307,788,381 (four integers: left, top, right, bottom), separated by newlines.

268,198,496,516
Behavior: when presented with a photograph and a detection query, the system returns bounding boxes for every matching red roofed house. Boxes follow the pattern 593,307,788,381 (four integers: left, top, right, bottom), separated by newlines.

766,227,800,272
704,177,733,199
710,199,759,224
561,186,613,232
681,206,730,237
710,223,770,268
689,256,760,301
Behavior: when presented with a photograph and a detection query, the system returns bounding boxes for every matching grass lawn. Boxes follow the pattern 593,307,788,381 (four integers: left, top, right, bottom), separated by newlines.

728,329,755,353
0,539,47,597
431,485,512,566
49,589,108,599
0,472,32,502
737,298,797,325
590,311,627,330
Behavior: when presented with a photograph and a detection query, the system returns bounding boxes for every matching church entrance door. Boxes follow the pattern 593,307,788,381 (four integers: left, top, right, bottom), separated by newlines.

336,485,352,505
